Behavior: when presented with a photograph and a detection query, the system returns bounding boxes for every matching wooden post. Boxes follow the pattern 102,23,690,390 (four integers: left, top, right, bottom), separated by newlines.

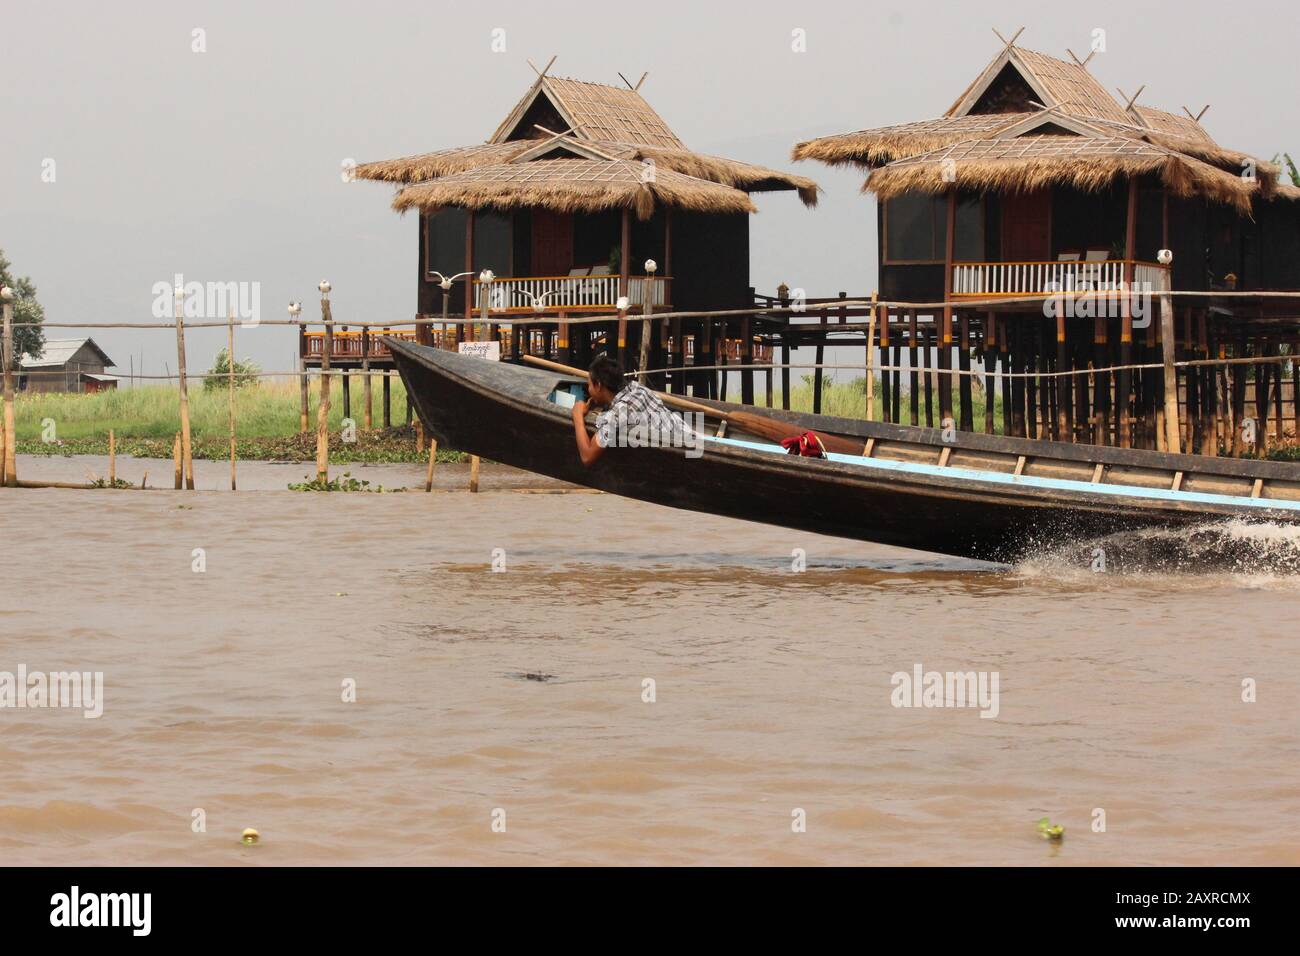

958,312,972,432
865,293,877,421
108,429,116,485
425,439,437,492
469,454,480,493
741,316,755,406
173,433,182,489
362,328,373,431
1,294,16,487
1055,310,1071,442
940,190,956,424
383,371,391,428
227,309,237,491
880,310,892,424
616,305,628,371
1158,261,1180,454
463,213,475,343
984,314,996,435
908,310,920,426
173,290,195,489
299,357,310,433
317,292,333,482
1119,179,1139,447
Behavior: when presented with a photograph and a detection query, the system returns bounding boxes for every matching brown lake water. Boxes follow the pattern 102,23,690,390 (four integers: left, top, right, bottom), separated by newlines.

2,456,1299,865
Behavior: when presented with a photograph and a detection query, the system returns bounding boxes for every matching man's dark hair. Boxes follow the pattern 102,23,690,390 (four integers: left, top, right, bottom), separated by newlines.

588,355,624,393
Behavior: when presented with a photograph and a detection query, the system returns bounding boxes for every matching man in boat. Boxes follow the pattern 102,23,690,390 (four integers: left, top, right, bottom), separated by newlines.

570,355,699,465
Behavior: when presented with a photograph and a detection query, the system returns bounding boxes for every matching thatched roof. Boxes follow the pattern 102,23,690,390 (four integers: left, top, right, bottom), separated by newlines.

866,131,1259,213
391,158,758,220
794,34,1286,209
355,67,817,207
793,114,1033,168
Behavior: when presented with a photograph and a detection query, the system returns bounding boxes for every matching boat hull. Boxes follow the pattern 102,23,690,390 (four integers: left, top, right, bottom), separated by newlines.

386,339,1300,561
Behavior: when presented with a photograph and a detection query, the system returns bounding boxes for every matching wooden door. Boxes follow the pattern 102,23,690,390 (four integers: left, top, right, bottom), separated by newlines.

1000,190,1051,261
531,210,573,276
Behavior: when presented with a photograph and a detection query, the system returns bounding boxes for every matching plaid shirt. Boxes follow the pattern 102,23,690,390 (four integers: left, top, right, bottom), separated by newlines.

594,381,692,448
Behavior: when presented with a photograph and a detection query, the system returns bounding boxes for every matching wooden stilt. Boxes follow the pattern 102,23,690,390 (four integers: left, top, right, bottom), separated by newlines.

316,295,333,482
908,310,920,426
958,313,973,432
983,315,995,435
383,371,391,429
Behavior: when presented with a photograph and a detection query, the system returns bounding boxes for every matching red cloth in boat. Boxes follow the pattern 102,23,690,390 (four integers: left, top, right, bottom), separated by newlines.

781,432,827,458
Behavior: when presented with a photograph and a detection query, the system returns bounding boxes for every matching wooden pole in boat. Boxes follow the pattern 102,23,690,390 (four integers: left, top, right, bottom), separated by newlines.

173,287,195,490
1157,256,1181,454
227,308,237,491
865,293,877,421
317,282,334,482
0,289,16,487
616,303,628,371
469,454,480,493
425,438,437,492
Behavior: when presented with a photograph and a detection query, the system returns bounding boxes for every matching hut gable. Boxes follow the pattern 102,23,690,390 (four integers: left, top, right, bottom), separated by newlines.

20,337,115,369
947,44,1130,125
490,75,685,149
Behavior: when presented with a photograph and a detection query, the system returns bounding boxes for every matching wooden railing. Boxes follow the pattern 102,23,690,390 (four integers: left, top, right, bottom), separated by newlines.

473,275,670,313
951,260,1168,297
302,328,418,359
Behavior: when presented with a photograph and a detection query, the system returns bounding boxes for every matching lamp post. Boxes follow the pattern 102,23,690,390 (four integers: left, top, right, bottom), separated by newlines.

637,260,657,385
430,271,472,349
478,269,495,348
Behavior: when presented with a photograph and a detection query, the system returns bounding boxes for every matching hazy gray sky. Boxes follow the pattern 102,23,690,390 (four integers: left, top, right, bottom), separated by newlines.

4,0,1298,378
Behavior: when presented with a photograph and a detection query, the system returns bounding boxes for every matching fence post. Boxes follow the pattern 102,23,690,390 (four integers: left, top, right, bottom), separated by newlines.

227,308,237,490
1,287,16,487
317,281,333,482
173,286,195,489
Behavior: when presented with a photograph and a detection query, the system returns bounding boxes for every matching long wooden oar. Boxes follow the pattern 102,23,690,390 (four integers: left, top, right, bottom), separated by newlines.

521,354,862,455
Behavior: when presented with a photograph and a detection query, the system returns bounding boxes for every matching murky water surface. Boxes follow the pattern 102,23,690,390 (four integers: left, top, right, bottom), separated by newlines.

2,457,1298,865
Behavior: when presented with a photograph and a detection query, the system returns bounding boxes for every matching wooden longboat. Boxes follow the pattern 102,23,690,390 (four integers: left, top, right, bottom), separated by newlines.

386,338,1300,561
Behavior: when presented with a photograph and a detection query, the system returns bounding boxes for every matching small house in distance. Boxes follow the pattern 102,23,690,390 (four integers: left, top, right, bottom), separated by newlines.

793,30,1300,456
19,338,118,394
351,60,818,400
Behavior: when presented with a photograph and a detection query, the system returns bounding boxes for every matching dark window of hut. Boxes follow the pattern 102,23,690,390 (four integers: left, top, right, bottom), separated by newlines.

473,211,513,277
425,207,468,278
884,193,984,264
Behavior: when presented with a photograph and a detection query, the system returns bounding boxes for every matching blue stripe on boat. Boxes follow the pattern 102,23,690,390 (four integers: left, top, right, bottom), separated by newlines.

704,435,1300,512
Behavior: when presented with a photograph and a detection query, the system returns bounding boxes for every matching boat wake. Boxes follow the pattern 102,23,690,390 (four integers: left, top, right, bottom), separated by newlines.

1016,518,1300,584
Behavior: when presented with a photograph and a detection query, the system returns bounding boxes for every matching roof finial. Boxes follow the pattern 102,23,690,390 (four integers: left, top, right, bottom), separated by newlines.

527,55,558,79
617,71,649,92
1116,85,1146,112
1066,48,1097,69
991,26,1025,55
1183,104,1210,122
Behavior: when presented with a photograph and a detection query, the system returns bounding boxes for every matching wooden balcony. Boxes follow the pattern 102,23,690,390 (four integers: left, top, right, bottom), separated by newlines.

473,274,671,314
951,260,1168,298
